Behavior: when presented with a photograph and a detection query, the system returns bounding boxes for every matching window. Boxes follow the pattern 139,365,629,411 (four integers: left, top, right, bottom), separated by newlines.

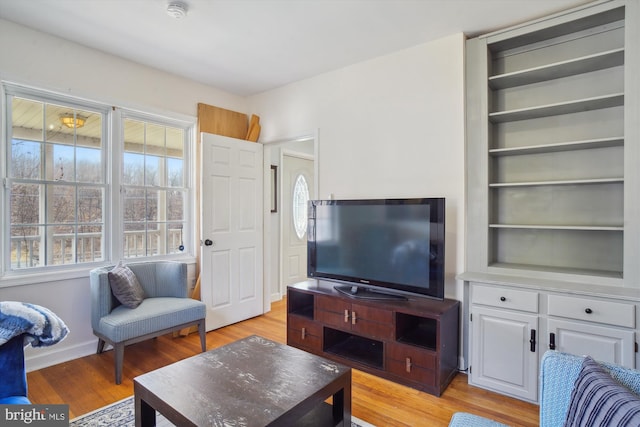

122,116,187,258
2,84,193,276
292,174,309,239
7,95,107,269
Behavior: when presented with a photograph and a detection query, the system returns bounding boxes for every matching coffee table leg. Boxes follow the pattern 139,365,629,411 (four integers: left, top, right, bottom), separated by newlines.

135,395,156,427
332,374,352,426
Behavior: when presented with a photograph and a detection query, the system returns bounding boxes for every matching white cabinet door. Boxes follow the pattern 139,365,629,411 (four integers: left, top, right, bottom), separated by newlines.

547,319,635,368
471,306,539,402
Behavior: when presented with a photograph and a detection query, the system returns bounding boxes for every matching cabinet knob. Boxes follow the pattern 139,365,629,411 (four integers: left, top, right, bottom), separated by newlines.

344,309,350,323
351,311,357,325
301,327,306,339
405,357,412,373
500,296,506,302
585,308,593,314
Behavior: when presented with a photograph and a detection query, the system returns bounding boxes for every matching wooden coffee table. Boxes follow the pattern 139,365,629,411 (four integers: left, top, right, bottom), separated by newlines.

134,335,352,426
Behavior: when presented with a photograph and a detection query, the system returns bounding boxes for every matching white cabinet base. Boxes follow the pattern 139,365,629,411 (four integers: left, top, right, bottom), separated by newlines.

470,307,539,402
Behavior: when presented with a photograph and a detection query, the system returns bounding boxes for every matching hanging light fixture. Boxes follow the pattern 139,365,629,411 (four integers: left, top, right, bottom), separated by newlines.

60,113,86,129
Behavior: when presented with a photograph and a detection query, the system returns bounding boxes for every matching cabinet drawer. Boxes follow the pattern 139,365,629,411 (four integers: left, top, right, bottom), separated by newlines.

287,317,322,352
352,303,394,323
472,283,538,313
287,327,321,352
317,295,350,313
288,315,322,336
387,359,436,386
548,295,635,328
387,343,436,386
387,343,436,371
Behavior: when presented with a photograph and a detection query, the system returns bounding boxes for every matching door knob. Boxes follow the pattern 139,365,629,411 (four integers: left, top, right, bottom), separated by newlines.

204,239,214,246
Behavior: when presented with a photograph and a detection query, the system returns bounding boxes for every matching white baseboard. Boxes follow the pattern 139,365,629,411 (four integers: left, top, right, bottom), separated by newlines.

25,340,97,373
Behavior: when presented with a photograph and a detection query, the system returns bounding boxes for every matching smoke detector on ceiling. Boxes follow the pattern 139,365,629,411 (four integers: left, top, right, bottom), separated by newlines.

166,1,188,19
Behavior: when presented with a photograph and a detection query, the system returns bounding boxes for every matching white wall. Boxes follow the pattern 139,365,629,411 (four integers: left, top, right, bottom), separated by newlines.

0,19,246,370
250,34,467,365
250,33,466,300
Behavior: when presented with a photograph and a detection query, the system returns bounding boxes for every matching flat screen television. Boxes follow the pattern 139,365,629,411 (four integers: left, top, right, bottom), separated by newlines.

307,198,445,300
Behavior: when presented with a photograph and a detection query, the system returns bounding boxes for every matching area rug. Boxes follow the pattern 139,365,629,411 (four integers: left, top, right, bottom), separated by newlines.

70,396,375,427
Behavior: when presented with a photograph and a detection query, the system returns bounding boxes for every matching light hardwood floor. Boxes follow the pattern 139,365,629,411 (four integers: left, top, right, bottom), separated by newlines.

27,298,538,426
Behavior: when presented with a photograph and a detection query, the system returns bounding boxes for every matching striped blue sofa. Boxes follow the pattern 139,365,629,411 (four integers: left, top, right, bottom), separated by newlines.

449,351,640,426
90,261,206,384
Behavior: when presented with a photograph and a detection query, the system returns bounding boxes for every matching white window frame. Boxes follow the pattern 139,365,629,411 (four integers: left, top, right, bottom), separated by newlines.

0,82,195,286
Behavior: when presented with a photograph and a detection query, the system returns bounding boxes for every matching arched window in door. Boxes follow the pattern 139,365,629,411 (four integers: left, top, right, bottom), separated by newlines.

292,174,309,239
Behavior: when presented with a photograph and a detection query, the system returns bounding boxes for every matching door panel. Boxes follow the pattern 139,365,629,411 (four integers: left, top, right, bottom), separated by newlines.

201,133,264,331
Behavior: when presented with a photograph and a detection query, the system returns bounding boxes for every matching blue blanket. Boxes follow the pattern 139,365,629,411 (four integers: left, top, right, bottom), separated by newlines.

0,301,69,347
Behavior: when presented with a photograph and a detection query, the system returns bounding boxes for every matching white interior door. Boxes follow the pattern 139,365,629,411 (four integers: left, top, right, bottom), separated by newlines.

201,133,264,331
281,153,315,294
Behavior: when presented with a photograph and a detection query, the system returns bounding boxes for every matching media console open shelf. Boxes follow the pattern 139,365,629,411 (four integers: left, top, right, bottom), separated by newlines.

287,280,460,396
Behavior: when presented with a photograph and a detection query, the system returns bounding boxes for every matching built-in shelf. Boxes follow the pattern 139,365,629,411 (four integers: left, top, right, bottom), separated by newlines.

489,137,624,156
489,48,624,89
489,178,623,188
489,224,623,231
488,262,623,280
489,93,624,123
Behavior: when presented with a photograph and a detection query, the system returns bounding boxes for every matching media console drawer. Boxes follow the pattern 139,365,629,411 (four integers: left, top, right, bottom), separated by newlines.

316,294,394,340
287,316,322,352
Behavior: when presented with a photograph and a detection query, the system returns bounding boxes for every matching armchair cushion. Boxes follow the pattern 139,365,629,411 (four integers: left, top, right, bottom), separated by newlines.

564,356,640,426
108,261,146,308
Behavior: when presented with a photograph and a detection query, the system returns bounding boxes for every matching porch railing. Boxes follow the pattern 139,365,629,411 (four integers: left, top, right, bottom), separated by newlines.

10,229,183,268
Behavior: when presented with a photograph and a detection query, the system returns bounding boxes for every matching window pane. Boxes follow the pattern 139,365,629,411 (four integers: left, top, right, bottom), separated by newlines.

145,154,161,187
12,98,43,142
76,146,102,183
167,157,183,187
123,152,145,185
11,140,42,179
49,184,76,224
147,222,160,256
11,183,41,225
51,143,74,182
11,226,43,269
50,224,74,265
168,223,185,253
146,189,161,222
146,123,165,153
78,187,103,223
124,222,146,258
124,119,144,151
167,190,184,221
124,188,146,222
77,224,103,263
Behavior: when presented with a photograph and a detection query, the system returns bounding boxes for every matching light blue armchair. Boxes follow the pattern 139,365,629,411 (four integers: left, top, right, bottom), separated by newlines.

90,261,206,384
449,351,640,426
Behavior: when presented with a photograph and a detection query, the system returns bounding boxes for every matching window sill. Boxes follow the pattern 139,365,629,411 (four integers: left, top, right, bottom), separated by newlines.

0,255,197,288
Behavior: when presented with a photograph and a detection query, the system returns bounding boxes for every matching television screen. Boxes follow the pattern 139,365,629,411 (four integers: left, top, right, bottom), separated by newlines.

307,198,445,300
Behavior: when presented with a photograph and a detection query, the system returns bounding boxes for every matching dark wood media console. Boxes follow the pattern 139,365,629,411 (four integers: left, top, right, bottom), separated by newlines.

287,280,460,396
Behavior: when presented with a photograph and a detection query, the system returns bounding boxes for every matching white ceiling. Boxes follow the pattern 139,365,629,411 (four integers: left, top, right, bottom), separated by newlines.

0,0,592,96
